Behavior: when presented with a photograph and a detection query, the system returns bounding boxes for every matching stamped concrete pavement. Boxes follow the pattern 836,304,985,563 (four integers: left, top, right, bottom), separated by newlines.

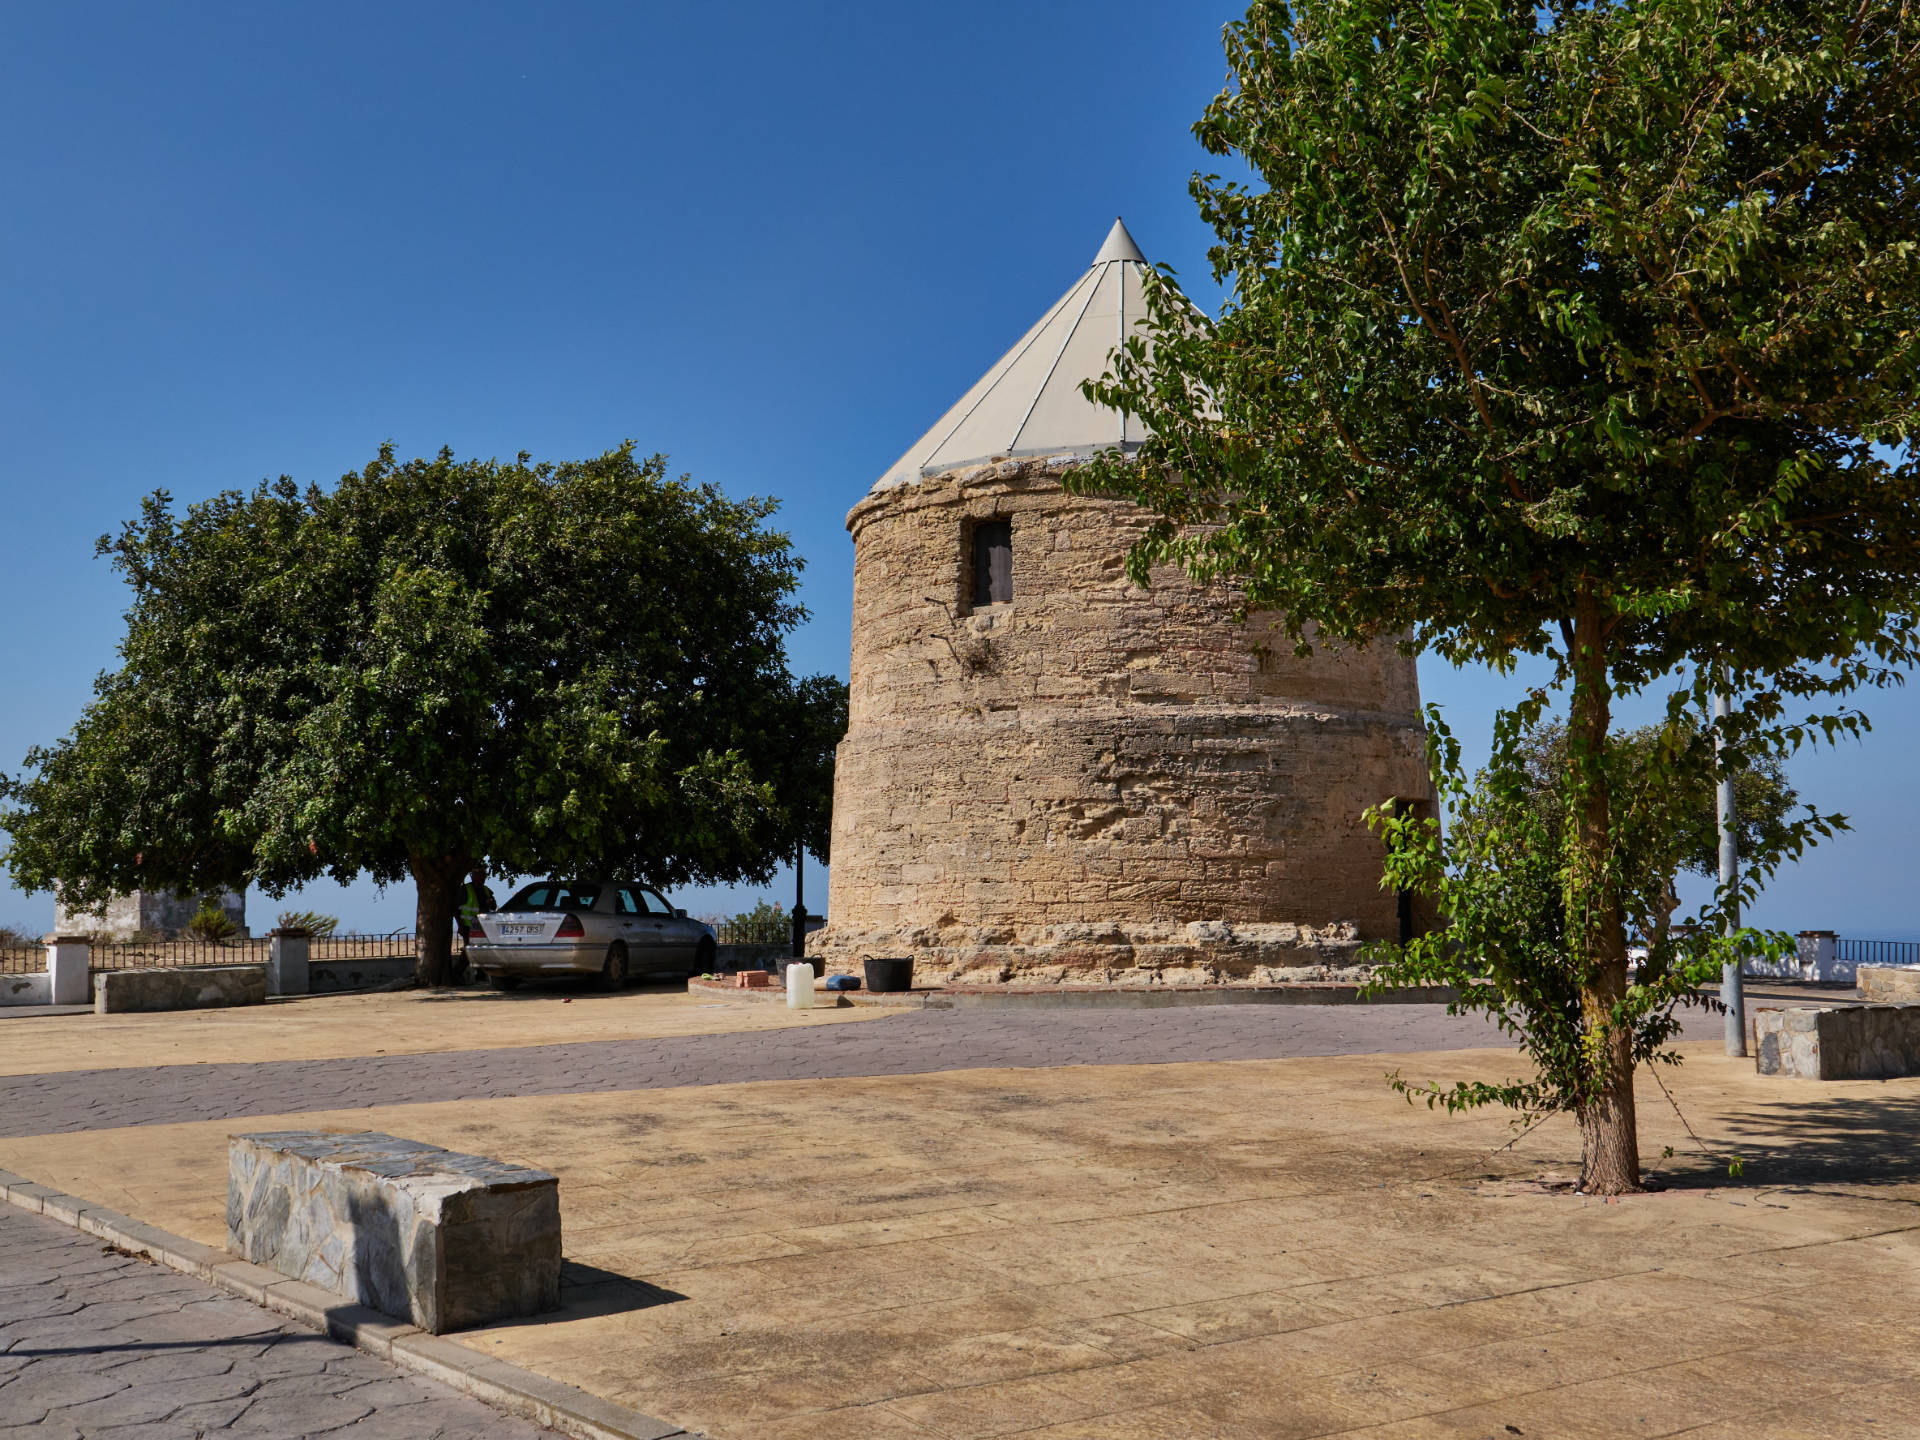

0,1205,559,1440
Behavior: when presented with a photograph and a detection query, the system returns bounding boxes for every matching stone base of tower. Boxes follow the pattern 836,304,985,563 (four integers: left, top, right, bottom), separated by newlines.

806,920,1376,990
811,698,1429,989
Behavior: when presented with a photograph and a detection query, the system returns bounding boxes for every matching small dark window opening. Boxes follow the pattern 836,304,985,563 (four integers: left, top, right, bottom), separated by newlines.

971,520,1012,607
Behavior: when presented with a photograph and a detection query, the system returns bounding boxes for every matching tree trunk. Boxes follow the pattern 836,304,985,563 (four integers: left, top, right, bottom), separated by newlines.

1567,595,1641,1195
411,852,467,987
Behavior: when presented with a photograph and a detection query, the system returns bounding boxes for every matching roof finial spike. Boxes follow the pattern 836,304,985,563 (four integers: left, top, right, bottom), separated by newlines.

1093,216,1146,265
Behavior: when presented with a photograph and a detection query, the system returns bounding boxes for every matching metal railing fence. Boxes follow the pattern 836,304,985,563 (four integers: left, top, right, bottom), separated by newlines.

1837,938,1920,970
87,931,418,971
88,936,267,971
0,943,47,976
308,931,418,963
710,921,787,946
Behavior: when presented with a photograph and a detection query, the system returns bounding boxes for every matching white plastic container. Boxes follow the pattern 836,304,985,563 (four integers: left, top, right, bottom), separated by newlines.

785,961,815,1009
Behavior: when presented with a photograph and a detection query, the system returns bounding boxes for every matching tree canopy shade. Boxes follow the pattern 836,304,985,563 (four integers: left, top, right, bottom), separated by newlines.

1076,0,1920,1191
1,445,847,983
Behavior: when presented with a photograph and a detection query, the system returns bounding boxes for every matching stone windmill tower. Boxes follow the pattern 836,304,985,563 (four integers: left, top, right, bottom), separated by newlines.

810,220,1431,986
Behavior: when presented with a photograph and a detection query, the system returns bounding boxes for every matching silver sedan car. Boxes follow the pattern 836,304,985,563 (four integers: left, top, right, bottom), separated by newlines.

467,880,717,991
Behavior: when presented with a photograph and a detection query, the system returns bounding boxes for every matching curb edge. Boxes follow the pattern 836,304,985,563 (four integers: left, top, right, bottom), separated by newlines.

0,1166,695,1440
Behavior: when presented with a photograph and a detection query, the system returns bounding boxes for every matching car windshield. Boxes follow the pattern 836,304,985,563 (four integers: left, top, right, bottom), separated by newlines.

500,883,601,913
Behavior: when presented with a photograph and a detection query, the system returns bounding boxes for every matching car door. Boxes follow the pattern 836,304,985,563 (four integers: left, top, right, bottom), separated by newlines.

639,886,697,968
614,887,658,967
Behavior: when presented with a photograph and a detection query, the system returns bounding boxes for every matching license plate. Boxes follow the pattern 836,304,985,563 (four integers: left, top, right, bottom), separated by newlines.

497,922,544,937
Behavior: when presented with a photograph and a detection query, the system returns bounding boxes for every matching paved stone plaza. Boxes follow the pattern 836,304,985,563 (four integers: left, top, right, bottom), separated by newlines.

4,988,1918,1439
0,1204,559,1438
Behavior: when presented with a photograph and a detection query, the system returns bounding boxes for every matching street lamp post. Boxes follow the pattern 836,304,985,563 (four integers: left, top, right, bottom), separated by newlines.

791,840,808,960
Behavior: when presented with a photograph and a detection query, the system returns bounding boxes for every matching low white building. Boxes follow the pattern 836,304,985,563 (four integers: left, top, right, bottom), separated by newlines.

54,888,248,939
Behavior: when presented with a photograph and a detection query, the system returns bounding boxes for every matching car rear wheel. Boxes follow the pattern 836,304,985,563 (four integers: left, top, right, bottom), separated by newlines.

600,942,629,992
695,936,716,973
489,972,521,992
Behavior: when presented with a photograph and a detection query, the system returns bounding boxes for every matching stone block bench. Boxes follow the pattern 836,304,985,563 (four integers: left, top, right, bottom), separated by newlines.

228,1131,560,1333
1754,1004,1920,1080
94,963,267,1014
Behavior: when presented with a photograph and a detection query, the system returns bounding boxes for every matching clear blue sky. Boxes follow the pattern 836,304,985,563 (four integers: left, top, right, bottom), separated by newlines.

1,2,1911,937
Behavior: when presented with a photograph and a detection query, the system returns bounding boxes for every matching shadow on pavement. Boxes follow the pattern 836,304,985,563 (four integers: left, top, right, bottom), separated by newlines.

1708,1092,1920,1189
414,977,694,1004
541,1260,687,1323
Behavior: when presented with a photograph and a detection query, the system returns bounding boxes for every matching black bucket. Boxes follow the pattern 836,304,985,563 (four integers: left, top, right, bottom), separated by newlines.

864,956,915,993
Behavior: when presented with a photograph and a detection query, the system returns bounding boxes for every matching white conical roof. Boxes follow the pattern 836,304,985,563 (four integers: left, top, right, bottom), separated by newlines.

872,218,1153,492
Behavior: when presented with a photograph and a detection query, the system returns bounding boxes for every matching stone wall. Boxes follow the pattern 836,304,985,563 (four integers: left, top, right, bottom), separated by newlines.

94,964,267,1014
1753,1004,1920,1080
812,459,1432,986
309,957,417,993
1859,966,1920,1004
1,972,49,1007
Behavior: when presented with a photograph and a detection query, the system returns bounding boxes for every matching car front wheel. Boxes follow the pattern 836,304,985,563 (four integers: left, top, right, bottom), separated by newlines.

695,935,716,973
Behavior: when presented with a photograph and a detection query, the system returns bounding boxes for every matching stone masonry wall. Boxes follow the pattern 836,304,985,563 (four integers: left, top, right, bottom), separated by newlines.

93,964,268,1015
1753,1004,1920,1080
812,459,1432,986
1859,966,1920,1004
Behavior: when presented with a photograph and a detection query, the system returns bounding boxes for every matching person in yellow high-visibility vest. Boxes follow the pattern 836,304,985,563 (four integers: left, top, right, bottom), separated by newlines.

453,867,497,984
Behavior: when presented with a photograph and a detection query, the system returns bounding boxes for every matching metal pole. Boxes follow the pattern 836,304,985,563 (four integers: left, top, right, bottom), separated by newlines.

1715,688,1746,1056
791,840,807,960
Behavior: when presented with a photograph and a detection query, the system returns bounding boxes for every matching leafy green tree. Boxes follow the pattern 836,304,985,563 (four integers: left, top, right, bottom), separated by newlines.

1512,715,1800,943
719,898,789,946
1368,700,1822,1145
2,444,847,984
1077,0,1920,1190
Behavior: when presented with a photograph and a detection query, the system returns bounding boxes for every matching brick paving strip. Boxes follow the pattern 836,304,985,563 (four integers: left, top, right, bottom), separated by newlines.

0,1179,695,1440
0,1004,1561,1139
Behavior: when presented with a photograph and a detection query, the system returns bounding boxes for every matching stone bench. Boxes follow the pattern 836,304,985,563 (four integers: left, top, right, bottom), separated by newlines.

94,963,267,1014
1753,1004,1920,1080
228,1131,560,1333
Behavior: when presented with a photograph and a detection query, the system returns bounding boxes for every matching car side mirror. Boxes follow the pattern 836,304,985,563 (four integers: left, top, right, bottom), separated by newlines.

673,908,687,919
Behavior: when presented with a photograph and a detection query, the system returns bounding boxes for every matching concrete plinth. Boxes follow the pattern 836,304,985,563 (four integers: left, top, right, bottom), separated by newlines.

266,933,310,997
48,939,91,1006
227,1131,561,1334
